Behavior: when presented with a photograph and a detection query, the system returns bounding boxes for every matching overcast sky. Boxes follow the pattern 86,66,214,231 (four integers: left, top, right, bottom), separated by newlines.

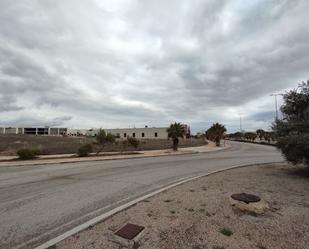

0,0,308,133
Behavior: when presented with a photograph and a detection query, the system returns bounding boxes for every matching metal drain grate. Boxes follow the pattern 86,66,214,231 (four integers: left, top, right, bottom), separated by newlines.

115,223,145,240
231,193,261,204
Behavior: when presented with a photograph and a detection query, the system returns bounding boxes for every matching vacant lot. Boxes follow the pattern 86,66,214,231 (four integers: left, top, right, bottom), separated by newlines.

58,163,309,249
0,135,207,155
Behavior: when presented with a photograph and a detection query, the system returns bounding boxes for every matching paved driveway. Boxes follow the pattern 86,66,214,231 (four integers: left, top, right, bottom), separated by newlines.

0,141,283,249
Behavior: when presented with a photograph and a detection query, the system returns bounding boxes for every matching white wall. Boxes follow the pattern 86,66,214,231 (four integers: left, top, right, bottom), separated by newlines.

66,129,89,136
89,127,168,139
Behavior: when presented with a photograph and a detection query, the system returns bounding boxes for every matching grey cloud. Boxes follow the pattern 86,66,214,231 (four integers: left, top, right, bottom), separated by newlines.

0,115,72,127
249,111,276,122
49,116,72,127
0,0,308,131
0,95,23,112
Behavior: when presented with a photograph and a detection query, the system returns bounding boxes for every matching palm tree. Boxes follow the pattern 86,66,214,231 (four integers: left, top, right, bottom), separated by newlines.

167,122,186,151
206,123,226,146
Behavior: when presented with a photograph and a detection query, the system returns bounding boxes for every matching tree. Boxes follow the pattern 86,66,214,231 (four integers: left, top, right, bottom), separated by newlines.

96,129,115,154
265,131,275,143
206,123,227,146
228,132,242,140
244,132,257,141
256,129,265,141
263,132,271,144
234,132,243,139
167,122,186,151
273,80,309,166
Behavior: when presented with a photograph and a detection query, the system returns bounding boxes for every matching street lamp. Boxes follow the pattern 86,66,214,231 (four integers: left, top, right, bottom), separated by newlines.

270,93,283,120
238,113,244,133
239,115,242,132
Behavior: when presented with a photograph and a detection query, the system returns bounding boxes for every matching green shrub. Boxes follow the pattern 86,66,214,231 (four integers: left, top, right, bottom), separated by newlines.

78,144,93,157
257,244,267,249
96,129,115,154
220,228,233,236
273,81,309,166
17,148,40,160
127,136,140,149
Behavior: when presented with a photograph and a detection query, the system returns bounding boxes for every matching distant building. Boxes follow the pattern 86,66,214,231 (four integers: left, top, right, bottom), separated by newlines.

0,124,191,139
87,127,169,139
0,127,67,135
66,128,89,136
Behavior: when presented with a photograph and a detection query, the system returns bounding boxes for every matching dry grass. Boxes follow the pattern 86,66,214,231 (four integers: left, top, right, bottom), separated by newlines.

0,134,207,155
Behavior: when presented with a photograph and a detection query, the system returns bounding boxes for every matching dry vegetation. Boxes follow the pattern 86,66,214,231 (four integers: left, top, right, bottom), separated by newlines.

0,135,207,156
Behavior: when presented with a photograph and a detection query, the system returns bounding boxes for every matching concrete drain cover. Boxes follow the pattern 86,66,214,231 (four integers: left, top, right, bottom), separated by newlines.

231,193,261,204
110,223,145,248
230,193,269,215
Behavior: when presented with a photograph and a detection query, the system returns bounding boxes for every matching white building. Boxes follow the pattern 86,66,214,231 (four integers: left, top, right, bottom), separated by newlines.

0,124,191,139
87,127,169,139
66,128,89,136
0,127,67,135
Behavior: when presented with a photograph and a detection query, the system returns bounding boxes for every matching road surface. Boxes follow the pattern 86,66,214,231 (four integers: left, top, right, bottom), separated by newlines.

0,141,283,249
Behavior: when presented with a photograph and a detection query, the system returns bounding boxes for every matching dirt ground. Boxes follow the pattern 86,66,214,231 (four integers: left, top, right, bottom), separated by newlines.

58,163,309,249
0,135,207,155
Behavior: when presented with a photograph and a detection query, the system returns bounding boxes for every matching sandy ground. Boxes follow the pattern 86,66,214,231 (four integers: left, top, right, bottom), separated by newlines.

0,142,227,167
57,163,309,249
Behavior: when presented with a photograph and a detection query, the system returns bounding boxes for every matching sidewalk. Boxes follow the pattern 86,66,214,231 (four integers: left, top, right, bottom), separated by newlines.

0,142,230,167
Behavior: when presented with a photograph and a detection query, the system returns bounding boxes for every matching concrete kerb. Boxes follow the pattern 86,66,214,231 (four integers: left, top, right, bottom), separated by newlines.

0,143,232,168
0,152,143,162
33,161,283,249
0,150,198,168
198,144,231,154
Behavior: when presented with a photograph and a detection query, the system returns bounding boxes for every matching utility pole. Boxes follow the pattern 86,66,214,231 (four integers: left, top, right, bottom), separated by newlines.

270,93,282,120
239,116,242,132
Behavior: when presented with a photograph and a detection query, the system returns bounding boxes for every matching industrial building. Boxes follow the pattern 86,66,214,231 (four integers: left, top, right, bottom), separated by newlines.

0,125,191,139
87,127,169,139
85,124,190,139
0,127,67,135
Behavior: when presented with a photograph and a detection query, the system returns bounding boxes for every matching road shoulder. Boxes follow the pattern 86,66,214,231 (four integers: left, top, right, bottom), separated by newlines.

55,162,308,249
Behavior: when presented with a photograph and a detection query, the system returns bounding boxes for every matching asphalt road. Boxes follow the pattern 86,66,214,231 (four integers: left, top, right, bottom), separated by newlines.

0,141,283,249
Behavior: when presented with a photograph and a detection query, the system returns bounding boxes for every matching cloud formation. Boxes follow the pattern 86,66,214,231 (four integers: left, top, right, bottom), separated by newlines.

0,0,308,132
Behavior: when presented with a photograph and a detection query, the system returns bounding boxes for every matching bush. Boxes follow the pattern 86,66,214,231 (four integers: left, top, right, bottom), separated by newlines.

95,129,115,153
220,228,233,237
127,136,140,149
17,148,40,160
273,81,309,166
77,144,93,157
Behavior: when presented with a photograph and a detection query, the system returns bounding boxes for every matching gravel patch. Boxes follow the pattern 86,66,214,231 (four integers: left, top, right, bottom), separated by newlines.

57,163,309,249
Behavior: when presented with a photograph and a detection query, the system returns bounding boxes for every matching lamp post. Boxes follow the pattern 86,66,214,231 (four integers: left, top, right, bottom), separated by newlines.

239,116,242,132
270,93,282,120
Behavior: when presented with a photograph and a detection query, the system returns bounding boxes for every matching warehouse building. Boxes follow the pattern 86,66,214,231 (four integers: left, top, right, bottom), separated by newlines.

0,127,67,135
0,125,190,139
87,127,169,139
66,128,89,136
87,125,191,139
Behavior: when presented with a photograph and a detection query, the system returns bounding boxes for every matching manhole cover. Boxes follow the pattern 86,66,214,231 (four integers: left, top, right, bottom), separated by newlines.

115,223,145,240
231,193,261,204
